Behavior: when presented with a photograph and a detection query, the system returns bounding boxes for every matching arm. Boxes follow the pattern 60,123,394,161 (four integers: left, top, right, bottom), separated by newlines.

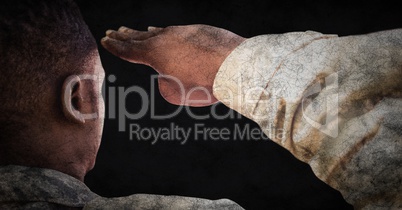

213,29,402,208
101,25,402,208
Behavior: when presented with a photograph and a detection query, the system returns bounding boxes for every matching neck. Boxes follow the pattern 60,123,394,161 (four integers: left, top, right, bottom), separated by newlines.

0,134,92,182
0,147,89,182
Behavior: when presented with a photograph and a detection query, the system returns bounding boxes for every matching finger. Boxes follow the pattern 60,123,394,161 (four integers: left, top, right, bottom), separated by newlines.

105,30,132,41
116,26,164,40
147,26,164,32
117,26,164,33
117,26,138,33
100,36,147,64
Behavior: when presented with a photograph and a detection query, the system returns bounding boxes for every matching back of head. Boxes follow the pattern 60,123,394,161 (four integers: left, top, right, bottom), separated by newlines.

0,0,97,160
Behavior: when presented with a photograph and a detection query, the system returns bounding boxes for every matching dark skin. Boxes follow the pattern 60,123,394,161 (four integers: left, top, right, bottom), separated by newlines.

2,25,240,182
102,24,246,106
0,54,105,182
2,25,238,182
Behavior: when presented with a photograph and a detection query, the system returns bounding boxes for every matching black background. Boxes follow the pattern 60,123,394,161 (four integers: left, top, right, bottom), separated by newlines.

75,0,401,209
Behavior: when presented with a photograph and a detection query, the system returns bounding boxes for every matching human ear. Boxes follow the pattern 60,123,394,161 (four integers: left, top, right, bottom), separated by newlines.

61,75,85,124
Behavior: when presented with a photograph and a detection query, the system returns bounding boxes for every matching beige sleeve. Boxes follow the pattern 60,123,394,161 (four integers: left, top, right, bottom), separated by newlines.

213,29,402,209
84,194,244,210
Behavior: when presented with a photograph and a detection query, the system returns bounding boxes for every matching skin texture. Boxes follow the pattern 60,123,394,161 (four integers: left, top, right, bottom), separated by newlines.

58,54,105,181
101,24,245,106
0,53,105,182
0,0,104,183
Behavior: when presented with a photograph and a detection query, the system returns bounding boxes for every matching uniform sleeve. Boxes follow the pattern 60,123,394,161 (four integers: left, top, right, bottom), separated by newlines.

84,194,244,210
213,29,402,209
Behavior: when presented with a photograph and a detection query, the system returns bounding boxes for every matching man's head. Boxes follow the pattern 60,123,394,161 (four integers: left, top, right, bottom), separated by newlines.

0,0,104,181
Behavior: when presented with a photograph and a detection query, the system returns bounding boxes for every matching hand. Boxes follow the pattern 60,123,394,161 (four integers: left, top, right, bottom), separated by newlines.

101,24,245,106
